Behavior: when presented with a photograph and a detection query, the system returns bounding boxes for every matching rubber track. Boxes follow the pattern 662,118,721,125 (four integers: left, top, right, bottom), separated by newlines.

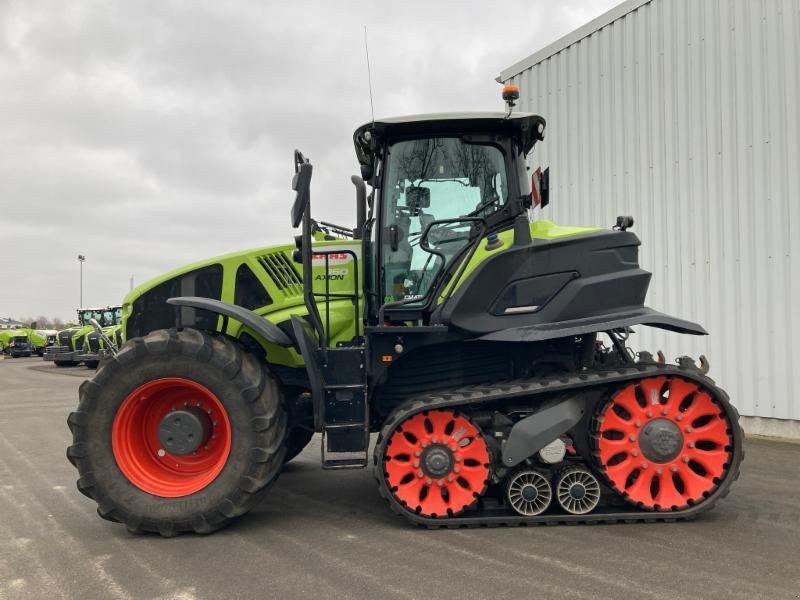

373,360,744,528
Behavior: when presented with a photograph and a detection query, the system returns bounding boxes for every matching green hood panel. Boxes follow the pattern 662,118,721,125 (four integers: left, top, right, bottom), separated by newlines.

122,239,363,369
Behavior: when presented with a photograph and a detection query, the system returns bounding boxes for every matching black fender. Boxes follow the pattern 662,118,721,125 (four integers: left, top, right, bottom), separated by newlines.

502,396,585,468
167,297,293,347
477,306,707,343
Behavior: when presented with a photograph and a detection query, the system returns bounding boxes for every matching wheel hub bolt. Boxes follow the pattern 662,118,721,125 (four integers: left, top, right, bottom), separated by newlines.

635,421,641,428
647,411,653,418
688,442,696,448
676,415,683,421
632,451,639,457
662,409,668,416
656,468,663,475
685,426,693,433
414,450,421,457
629,434,636,441
683,456,690,463
641,462,648,469
418,471,424,478
413,460,420,467
671,465,678,472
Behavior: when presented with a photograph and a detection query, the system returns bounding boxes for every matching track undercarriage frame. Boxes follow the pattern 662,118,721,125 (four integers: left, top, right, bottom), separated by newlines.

373,357,743,527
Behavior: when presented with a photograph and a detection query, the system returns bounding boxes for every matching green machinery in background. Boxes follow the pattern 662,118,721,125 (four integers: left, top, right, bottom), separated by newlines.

44,307,122,368
0,329,33,357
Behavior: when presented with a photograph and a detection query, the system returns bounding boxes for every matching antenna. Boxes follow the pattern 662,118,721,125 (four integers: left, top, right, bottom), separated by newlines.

363,26,375,127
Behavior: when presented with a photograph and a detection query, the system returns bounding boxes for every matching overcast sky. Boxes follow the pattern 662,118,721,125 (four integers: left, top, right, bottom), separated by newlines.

1,0,618,321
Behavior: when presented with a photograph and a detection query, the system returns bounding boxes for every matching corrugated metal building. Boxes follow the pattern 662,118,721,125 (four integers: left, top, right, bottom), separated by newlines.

500,0,800,436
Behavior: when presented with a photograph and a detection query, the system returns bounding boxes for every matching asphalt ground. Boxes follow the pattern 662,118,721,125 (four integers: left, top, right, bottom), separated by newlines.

0,356,798,600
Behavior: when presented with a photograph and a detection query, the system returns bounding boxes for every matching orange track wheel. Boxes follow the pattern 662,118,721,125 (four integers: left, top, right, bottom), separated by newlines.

596,376,733,510
112,378,232,498
383,410,490,517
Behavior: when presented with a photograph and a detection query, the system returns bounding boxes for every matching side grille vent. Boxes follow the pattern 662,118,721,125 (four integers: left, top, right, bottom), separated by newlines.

258,252,302,296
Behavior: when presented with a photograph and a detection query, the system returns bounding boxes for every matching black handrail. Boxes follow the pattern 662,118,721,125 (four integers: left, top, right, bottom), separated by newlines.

310,248,361,348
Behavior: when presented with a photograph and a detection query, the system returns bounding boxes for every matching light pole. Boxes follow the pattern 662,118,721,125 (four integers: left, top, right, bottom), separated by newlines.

78,254,85,308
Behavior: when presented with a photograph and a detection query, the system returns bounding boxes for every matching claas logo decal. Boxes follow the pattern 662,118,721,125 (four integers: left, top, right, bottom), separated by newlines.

312,252,352,264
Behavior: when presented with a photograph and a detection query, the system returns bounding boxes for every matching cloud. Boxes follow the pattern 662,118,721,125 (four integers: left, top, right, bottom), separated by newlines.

0,0,618,319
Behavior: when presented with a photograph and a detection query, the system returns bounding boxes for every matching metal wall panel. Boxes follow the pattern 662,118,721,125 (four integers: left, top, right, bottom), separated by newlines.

502,0,800,420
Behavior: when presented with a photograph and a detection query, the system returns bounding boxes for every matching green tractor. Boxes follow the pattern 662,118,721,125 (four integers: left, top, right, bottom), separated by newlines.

29,328,59,357
81,308,123,369
68,97,743,536
0,329,33,357
45,307,121,367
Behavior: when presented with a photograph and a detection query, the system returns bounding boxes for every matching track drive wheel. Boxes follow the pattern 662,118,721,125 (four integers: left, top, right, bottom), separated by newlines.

595,376,736,511
67,329,287,536
381,410,490,518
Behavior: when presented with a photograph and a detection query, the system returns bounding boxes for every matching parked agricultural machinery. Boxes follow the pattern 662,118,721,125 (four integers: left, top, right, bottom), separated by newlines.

29,329,58,356
45,307,122,368
68,91,742,536
0,329,33,357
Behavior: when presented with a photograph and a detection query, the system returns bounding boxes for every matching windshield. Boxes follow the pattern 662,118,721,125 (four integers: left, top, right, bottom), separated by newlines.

381,137,507,303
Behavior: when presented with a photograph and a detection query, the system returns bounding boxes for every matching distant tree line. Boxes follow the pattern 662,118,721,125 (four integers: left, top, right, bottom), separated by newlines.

14,316,72,329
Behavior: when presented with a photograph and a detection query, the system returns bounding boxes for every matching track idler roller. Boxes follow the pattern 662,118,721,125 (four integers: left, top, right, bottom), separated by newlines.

555,466,601,515
506,470,552,516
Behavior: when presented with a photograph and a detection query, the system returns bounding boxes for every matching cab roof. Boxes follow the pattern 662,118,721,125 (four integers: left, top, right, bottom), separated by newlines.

353,111,546,167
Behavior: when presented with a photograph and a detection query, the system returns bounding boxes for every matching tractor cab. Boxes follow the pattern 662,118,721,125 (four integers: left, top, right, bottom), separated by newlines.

289,112,547,468
354,112,545,325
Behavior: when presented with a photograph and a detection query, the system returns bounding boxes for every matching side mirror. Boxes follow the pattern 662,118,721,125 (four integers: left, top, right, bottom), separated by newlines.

540,167,549,208
291,154,313,228
532,167,550,209
351,175,367,240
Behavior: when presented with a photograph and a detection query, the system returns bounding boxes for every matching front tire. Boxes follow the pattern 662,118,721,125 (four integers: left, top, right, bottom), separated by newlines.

67,328,287,536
